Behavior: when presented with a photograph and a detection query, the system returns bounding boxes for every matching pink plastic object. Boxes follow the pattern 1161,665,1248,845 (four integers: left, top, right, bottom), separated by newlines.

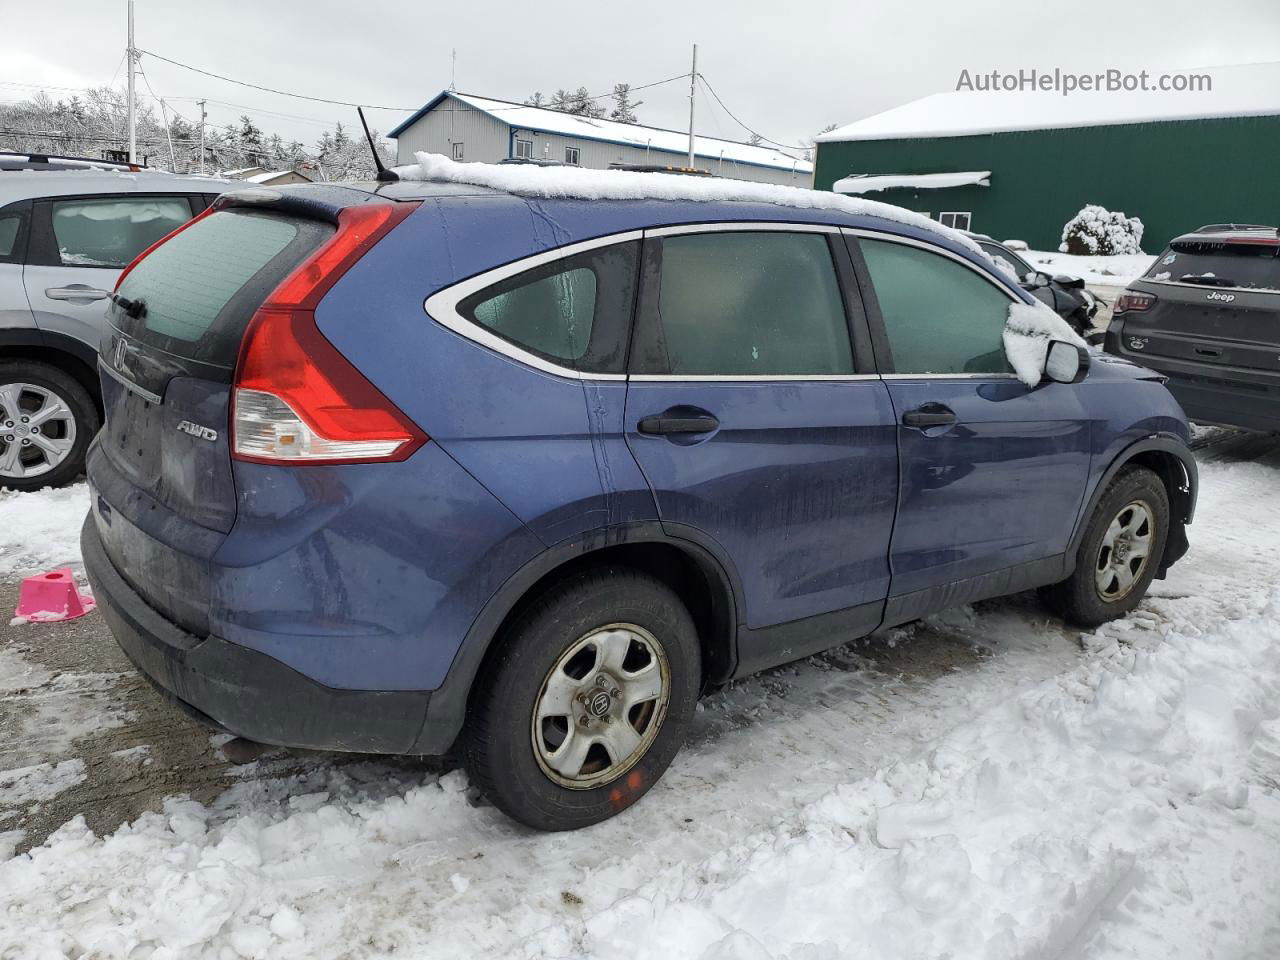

14,568,96,623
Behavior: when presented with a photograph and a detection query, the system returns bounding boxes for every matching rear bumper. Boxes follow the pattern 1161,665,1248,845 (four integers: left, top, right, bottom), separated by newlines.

82,515,446,755
1104,332,1280,433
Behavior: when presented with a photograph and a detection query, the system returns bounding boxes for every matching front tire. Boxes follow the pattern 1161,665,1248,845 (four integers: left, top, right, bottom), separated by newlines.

465,568,700,831
0,360,99,492
1040,466,1169,628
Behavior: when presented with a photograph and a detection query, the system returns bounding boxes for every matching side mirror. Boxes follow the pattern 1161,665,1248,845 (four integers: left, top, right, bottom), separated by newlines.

1053,274,1085,289
1044,339,1090,384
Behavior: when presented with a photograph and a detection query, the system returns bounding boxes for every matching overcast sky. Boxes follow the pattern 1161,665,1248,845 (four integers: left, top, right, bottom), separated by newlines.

5,0,1279,155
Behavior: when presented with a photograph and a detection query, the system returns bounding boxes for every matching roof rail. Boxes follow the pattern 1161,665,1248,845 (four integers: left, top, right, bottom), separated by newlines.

0,150,146,171
1194,223,1276,234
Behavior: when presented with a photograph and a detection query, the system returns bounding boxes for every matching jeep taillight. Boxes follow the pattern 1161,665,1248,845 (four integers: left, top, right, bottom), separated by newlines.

1115,291,1156,313
231,202,427,466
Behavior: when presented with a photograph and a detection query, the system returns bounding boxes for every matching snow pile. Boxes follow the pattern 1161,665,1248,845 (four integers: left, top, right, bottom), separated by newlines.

1025,249,1157,287
1060,204,1145,256
2,460,1280,956
397,153,986,257
1004,300,1087,386
0,482,90,580
5,589,1280,958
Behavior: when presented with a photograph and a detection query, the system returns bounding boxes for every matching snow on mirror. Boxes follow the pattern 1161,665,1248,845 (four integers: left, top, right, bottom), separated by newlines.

1003,300,1087,387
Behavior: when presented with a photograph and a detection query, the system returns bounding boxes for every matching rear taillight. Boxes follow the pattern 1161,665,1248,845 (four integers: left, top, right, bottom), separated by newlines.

1115,291,1156,313
232,202,426,466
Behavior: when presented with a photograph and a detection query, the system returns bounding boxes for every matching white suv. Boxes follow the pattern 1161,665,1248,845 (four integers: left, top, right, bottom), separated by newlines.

0,170,237,489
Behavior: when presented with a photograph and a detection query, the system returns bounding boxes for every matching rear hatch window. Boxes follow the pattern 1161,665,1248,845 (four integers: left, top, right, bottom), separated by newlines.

1145,241,1280,292
114,208,334,368
93,207,334,636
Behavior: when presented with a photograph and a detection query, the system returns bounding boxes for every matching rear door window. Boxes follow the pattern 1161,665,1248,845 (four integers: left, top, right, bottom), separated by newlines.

50,196,193,268
113,208,333,365
1146,244,1280,291
0,210,23,261
860,237,1014,375
458,241,639,374
637,231,854,376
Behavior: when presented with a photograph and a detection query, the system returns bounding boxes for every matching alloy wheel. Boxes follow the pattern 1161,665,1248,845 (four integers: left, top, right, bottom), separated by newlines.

1094,500,1154,601
531,623,671,789
0,382,78,480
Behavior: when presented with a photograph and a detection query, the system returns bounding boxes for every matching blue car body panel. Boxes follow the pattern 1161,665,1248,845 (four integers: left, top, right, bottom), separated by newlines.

81,184,1197,758
883,376,1092,596
623,378,899,628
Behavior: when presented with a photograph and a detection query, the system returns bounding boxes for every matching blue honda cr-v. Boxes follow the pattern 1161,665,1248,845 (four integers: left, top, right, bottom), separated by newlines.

82,173,1196,830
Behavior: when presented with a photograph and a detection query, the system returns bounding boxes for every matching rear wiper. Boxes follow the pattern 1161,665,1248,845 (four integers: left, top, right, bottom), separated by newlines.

1179,274,1238,288
109,292,147,319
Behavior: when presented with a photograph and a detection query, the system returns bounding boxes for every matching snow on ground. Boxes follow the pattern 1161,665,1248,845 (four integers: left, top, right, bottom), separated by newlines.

0,482,90,580
2,454,1280,958
1024,250,1156,288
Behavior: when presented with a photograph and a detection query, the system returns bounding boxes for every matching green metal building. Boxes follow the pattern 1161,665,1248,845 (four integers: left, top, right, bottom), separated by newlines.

813,65,1280,251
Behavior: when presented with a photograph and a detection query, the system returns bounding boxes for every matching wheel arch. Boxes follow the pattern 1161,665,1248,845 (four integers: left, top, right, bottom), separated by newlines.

0,329,102,416
412,522,742,755
1069,433,1197,579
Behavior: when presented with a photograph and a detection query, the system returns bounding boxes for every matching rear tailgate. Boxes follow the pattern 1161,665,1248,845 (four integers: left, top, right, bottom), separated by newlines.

1120,282,1280,373
91,203,335,634
1121,240,1280,372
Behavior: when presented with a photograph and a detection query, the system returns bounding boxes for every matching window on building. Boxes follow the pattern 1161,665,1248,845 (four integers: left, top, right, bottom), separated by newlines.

647,231,854,376
565,146,581,165
50,197,192,268
451,142,465,161
938,212,972,231
514,138,534,160
859,237,1013,375
459,241,640,373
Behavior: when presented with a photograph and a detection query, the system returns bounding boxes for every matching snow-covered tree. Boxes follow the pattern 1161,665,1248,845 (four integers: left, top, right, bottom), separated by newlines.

549,87,605,119
525,92,546,107
0,86,390,179
609,83,641,124
1060,204,1145,255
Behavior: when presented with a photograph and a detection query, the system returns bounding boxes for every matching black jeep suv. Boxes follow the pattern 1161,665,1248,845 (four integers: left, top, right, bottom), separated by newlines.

1104,224,1280,432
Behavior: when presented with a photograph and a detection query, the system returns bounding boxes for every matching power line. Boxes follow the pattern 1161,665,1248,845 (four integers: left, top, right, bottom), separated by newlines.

695,74,809,153
138,49,419,111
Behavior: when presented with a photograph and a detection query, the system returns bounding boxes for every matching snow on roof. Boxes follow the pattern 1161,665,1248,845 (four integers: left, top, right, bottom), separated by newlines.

220,166,265,177
817,62,1280,142
834,171,991,194
394,152,986,258
243,170,307,184
390,91,813,175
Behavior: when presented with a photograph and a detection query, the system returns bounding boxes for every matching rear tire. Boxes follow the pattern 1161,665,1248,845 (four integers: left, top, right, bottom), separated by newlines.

1040,466,1169,628
0,360,99,492
465,567,700,831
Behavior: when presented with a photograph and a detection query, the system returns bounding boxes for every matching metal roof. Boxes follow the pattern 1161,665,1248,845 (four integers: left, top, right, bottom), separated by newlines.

388,91,813,174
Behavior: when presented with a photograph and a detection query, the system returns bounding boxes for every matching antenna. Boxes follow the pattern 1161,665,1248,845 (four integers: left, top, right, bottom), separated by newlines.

450,49,457,92
356,106,398,182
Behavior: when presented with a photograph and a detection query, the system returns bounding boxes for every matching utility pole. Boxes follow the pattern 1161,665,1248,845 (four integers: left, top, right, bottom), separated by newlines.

158,98,177,171
686,43,697,168
197,100,207,175
126,0,137,164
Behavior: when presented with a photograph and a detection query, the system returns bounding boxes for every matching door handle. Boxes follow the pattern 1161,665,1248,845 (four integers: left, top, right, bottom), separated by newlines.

901,404,957,429
638,411,720,435
45,285,110,302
